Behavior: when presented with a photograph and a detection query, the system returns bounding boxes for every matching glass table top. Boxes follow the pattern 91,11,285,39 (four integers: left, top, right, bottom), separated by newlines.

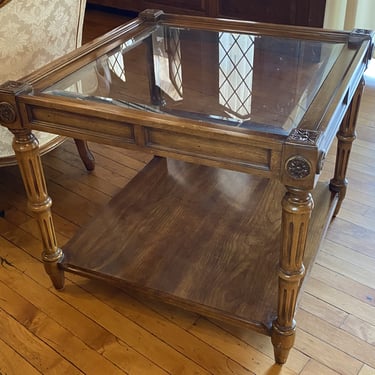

43,24,345,136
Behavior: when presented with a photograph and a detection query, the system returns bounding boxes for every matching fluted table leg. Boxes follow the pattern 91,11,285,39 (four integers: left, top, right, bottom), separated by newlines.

271,187,313,364
330,78,364,216
12,129,65,289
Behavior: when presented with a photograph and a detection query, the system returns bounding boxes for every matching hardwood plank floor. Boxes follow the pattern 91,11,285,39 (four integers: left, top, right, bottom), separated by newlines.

1,7,375,374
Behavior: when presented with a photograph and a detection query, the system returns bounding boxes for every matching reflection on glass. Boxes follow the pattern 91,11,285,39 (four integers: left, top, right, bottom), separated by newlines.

153,27,183,101
43,24,345,136
108,51,126,82
219,32,254,120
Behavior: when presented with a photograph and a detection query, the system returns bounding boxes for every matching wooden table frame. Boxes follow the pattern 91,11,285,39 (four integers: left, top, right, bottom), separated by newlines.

0,10,373,364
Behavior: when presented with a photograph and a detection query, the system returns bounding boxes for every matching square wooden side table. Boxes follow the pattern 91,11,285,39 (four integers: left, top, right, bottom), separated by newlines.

0,10,373,363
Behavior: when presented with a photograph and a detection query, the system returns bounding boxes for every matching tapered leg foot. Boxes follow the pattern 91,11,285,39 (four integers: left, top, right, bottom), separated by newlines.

44,261,65,290
74,139,95,171
42,248,65,290
271,323,295,364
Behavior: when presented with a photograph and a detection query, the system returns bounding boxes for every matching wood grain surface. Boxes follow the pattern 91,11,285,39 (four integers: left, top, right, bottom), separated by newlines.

0,6,374,374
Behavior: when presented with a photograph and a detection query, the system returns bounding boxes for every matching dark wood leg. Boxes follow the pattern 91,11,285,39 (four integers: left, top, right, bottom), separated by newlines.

74,139,95,171
12,129,65,289
330,78,364,216
271,187,313,364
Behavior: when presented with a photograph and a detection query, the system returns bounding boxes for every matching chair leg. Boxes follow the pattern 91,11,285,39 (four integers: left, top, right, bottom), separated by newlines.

74,139,95,171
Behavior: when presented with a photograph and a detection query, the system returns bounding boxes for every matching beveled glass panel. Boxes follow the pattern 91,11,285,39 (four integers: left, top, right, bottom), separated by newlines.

43,24,345,135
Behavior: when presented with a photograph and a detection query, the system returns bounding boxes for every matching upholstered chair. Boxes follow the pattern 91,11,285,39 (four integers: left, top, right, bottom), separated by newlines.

0,0,94,170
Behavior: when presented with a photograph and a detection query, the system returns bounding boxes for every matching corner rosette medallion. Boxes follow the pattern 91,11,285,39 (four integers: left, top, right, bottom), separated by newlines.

285,156,312,179
0,102,16,124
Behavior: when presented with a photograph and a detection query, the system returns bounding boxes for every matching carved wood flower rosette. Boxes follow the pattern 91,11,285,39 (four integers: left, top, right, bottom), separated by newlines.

0,102,16,124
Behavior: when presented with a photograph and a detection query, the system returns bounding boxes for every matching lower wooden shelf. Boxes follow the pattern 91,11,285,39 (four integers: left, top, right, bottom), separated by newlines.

61,156,337,334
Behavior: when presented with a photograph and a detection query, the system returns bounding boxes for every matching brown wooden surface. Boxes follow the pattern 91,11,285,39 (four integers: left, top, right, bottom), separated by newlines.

216,0,326,27
87,0,326,27
0,7,374,374
1,5,370,367
61,157,336,334
14,11,369,191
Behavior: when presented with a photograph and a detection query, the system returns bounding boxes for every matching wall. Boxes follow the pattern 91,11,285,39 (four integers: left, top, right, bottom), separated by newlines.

324,0,375,30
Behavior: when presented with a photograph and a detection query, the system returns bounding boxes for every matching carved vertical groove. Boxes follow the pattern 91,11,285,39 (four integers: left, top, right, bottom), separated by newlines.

330,78,364,216
11,129,65,289
272,187,313,364
28,157,43,199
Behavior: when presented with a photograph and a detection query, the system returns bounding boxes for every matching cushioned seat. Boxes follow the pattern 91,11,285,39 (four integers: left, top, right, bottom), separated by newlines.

0,0,94,170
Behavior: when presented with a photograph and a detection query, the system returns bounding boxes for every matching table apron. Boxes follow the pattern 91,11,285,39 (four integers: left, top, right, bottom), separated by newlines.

18,101,283,178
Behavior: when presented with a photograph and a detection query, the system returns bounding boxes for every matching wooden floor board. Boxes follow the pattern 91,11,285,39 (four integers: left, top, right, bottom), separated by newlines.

294,329,363,375
299,360,342,375
0,337,42,375
297,310,375,368
0,281,126,375
305,279,375,327
53,280,212,375
211,322,309,374
299,293,348,327
76,279,257,375
0,308,83,374
187,318,299,375
0,7,375,374
342,315,375,346
310,264,375,308
0,238,178,374
317,250,375,290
